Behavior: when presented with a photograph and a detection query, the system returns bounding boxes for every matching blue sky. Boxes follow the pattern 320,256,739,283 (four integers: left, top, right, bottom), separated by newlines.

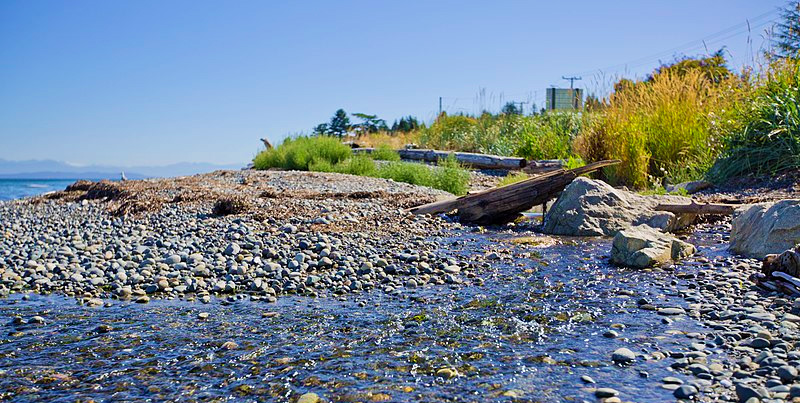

0,0,787,166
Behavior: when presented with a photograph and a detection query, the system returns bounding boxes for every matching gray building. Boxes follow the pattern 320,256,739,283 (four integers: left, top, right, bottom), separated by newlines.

545,88,583,111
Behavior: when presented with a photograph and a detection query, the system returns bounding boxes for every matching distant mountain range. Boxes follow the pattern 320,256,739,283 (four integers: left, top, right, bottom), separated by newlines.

0,159,245,180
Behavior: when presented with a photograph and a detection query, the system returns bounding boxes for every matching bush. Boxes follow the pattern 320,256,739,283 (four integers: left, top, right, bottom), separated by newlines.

574,69,743,188
513,112,584,161
374,155,470,195
418,112,583,160
332,155,377,176
432,155,471,196
253,136,352,171
371,144,401,161
709,58,800,181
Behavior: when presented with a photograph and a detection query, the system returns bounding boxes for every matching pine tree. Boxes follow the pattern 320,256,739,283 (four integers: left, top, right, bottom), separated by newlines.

770,1,800,59
328,109,350,137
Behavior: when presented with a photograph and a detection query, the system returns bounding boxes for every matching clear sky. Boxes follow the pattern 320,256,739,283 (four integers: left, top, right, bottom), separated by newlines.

0,0,787,166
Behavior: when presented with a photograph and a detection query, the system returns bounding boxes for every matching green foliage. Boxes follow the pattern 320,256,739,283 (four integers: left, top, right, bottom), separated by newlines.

332,155,378,176
708,58,800,181
501,102,522,115
650,49,732,84
371,144,401,161
432,154,471,196
373,156,470,195
768,1,800,60
314,109,352,137
497,171,529,187
252,136,352,171
419,112,583,159
513,112,583,161
391,116,422,132
352,112,388,134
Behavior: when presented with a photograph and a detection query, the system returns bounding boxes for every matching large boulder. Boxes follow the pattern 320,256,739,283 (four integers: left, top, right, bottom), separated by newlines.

730,200,800,259
611,225,696,268
542,177,695,236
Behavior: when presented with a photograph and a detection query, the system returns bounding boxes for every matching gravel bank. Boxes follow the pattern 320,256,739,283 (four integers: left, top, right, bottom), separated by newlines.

0,170,490,303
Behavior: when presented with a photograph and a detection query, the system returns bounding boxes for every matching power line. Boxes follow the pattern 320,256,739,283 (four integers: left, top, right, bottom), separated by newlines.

569,8,779,77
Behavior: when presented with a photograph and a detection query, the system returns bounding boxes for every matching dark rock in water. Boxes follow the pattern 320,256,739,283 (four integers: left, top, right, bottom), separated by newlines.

594,387,619,398
673,384,698,399
611,347,636,364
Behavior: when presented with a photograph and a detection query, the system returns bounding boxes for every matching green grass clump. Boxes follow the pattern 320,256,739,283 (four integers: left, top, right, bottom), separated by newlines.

497,172,529,187
253,136,352,171
371,144,401,161
708,58,800,182
332,155,377,176
374,155,470,195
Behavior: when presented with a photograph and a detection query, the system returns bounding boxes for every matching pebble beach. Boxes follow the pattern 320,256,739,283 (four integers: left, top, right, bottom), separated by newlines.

1,170,800,402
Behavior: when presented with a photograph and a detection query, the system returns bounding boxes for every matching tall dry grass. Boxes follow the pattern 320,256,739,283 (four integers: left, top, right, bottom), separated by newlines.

574,69,745,188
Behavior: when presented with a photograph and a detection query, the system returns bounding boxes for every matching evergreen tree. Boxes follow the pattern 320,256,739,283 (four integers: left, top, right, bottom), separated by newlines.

770,1,800,59
328,109,350,137
501,102,522,115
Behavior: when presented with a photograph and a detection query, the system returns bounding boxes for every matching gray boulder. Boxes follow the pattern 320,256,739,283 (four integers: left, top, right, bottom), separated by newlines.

730,200,800,259
543,177,694,236
611,225,696,268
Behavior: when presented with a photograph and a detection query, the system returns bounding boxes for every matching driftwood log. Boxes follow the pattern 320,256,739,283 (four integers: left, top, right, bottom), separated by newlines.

523,159,565,174
654,202,737,215
409,160,620,225
352,148,526,170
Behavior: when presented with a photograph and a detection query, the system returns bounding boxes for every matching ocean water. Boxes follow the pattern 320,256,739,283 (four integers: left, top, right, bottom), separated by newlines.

0,179,77,201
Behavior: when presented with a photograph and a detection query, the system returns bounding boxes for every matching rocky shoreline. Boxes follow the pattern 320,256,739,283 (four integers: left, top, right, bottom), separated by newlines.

2,169,800,402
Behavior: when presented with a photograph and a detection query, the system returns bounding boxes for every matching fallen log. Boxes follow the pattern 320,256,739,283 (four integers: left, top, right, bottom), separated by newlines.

409,160,620,225
523,159,564,174
654,202,737,215
353,148,533,170
396,149,526,170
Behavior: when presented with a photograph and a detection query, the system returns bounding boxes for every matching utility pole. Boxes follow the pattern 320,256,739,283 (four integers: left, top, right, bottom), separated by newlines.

513,101,528,115
562,76,582,89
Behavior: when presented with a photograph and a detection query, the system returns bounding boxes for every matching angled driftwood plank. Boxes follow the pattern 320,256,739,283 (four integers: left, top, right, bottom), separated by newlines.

409,160,620,225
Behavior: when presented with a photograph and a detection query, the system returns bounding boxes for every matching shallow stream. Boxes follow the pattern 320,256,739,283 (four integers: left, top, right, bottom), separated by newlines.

0,226,732,402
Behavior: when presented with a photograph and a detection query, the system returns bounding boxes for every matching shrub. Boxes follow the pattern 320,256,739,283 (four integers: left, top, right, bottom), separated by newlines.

374,156,470,196
709,58,800,181
332,155,377,176
253,136,352,171
432,155,471,196
513,112,584,161
371,144,401,161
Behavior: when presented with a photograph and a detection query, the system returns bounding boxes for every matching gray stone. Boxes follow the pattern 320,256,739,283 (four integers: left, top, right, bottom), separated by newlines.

612,347,636,364
673,385,698,399
594,388,619,398
610,225,696,268
542,177,695,236
730,200,800,259
736,383,768,402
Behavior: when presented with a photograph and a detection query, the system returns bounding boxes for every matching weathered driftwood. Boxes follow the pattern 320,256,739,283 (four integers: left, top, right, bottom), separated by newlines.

352,148,526,170
261,138,273,150
654,202,737,215
409,160,621,225
523,159,564,174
